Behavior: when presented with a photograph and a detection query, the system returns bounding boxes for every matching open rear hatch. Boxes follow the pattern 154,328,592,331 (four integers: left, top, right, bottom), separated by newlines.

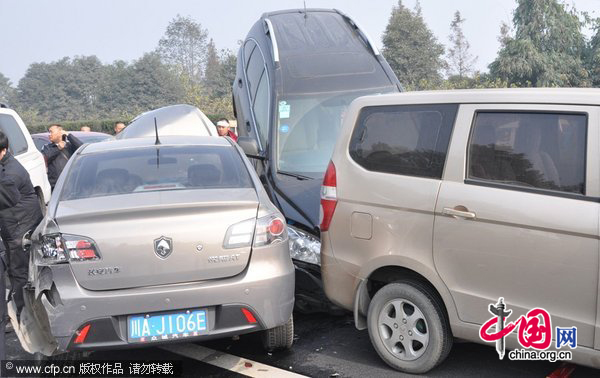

54,189,258,291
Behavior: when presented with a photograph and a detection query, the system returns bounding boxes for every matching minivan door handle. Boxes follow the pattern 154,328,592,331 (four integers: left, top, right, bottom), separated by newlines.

442,206,476,220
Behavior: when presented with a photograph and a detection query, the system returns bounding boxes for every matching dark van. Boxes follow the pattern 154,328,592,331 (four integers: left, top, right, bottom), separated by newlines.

233,9,402,311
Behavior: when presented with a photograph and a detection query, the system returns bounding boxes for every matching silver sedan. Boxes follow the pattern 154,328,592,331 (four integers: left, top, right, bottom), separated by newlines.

16,135,294,357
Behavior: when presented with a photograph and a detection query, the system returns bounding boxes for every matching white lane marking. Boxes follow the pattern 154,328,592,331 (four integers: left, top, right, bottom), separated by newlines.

161,343,307,378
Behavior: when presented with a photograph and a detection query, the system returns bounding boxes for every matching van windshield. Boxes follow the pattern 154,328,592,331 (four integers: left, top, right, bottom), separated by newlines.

276,87,396,178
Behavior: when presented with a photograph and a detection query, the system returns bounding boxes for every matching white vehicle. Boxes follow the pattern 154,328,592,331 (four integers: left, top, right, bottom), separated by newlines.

116,104,218,139
0,104,51,207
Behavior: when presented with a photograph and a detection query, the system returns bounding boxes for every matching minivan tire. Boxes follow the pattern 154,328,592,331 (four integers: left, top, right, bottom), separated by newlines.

262,314,294,351
367,282,452,374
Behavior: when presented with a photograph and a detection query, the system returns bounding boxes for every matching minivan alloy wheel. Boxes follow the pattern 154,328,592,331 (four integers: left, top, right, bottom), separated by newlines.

367,282,452,373
378,299,429,360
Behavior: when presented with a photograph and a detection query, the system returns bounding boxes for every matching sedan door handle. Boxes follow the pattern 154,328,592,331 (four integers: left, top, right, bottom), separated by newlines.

442,206,476,219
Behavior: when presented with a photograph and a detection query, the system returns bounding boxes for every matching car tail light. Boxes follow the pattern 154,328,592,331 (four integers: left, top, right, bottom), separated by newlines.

253,215,287,247
267,218,285,236
65,237,100,261
223,218,256,249
241,308,258,324
74,324,91,344
36,234,100,265
320,161,337,232
223,214,287,249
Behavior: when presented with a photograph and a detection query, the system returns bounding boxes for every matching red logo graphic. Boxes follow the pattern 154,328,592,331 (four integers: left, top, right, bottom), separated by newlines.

481,308,552,350
479,297,552,359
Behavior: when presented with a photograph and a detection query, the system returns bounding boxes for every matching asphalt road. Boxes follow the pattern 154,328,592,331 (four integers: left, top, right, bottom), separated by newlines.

5,311,598,377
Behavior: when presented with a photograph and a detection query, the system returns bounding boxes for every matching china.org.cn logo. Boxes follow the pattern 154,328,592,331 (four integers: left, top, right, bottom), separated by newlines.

479,297,576,362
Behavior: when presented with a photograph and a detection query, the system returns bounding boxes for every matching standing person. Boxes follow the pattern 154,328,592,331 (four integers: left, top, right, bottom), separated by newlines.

0,168,19,362
80,125,91,132
114,121,126,135
216,119,237,142
0,131,42,322
41,124,83,191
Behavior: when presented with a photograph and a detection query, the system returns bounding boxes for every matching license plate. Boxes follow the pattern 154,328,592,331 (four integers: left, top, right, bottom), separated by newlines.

128,309,207,343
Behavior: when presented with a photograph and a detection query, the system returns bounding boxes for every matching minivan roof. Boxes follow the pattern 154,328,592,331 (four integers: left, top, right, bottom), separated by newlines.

354,88,600,107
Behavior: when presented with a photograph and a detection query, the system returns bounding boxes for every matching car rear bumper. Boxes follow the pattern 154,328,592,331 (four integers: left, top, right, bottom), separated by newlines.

37,245,295,352
63,304,264,351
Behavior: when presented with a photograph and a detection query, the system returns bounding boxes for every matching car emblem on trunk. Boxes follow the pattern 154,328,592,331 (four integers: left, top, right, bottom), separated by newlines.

154,236,173,259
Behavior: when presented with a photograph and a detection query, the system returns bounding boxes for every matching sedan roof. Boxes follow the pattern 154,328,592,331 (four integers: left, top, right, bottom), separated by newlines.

116,104,218,139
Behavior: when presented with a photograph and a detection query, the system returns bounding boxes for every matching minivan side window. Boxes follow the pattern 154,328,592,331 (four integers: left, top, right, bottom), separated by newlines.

349,104,457,179
0,114,28,156
467,112,587,195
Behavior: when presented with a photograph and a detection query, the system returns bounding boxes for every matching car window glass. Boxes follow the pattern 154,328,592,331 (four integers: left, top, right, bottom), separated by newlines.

252,70,269,147
79,135,112,144
33,137,47,151
276,87,396,177
468,112,587,195
61,146,254,201
349,104,457,179
245,45,265,100
0,114,28,156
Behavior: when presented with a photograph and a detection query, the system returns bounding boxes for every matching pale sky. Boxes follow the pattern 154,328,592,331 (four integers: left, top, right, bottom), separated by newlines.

1,0,599,85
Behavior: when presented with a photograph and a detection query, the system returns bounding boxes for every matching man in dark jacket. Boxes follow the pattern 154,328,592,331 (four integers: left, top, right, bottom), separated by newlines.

41,124,83,190
0,131,43,318
0,168,20,361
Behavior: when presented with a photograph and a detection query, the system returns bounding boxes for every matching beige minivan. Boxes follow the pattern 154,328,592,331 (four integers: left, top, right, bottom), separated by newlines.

320,89,600,373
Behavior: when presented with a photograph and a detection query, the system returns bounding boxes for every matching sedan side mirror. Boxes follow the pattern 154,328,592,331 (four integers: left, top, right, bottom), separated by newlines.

238,136,265,160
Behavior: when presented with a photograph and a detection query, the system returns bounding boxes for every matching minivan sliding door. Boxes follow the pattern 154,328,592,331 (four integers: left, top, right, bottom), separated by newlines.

433,104,600,348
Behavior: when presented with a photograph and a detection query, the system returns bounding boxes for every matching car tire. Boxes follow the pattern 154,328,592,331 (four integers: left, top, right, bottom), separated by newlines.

262,314,294,351
367,281,452,374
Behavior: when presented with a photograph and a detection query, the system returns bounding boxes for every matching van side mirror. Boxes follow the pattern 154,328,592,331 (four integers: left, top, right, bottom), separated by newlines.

238,136,265,160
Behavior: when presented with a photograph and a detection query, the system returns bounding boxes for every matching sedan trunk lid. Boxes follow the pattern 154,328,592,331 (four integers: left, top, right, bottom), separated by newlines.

54,189,258,291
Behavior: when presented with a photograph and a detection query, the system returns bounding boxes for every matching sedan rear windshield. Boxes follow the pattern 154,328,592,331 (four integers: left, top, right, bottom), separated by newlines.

61,145,253,201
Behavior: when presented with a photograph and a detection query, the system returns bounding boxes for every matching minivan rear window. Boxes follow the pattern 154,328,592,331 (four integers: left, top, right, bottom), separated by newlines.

468,112,587,195
349,104,458,179
0,114,28,156
61,145,254,201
